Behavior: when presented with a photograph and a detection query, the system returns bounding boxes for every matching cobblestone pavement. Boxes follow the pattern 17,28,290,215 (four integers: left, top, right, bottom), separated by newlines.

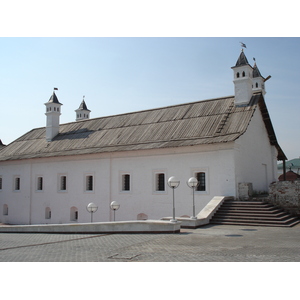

0,223,300,262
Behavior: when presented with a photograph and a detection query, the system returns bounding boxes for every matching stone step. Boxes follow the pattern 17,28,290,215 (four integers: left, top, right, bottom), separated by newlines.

214,212,289,220
210,199,300,227
211,215,299,223
210,219,300,227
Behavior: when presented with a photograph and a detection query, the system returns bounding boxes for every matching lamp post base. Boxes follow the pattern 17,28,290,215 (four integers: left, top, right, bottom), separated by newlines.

170,219,177,223
190,216,197,220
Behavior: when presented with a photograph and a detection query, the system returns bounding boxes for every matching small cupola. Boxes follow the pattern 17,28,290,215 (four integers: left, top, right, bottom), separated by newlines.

231,49,254,106
44,89,63,141
75,96,91,121
252,60,266,96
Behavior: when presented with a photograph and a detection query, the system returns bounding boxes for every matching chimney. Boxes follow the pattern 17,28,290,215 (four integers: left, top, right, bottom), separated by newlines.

44,90,63,141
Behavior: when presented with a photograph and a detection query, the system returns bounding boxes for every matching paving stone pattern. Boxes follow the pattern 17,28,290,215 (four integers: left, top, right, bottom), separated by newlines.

0,224,300,262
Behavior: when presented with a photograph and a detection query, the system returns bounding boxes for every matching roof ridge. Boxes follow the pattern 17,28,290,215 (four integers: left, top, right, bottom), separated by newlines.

60,95,236,126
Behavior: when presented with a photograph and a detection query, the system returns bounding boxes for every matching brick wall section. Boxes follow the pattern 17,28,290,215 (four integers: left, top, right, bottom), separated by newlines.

268,181,300,216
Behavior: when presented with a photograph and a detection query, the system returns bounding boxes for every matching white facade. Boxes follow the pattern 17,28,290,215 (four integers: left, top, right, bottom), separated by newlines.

0,49,283,225
0,126,278,225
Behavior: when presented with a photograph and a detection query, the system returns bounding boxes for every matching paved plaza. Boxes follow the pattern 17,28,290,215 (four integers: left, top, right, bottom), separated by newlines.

0,223,300,262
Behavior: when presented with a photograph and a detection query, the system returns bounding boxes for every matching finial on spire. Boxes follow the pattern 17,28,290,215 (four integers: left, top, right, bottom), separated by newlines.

240,42,247,51
54,87,58,91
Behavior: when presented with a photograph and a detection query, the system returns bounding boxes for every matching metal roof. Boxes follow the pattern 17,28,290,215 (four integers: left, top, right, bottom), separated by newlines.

234,50,250,67
47,92,62,105
77,100,90,112
0,93,286,161
253,63,264,79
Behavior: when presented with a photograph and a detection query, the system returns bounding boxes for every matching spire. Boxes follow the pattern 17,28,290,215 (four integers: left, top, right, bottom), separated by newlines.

77,99,90,112
48,90,62,104
234,49,250,67
252,62,264,79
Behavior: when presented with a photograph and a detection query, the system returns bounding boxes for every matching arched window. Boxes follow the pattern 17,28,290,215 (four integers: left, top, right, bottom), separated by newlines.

236,72,240,78
45,207,51,219
256,82,258,88
242,71,245,77
70,206,78,221
3,204,8,215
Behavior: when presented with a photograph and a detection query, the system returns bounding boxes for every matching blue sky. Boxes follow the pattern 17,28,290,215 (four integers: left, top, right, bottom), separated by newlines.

1,37,299,160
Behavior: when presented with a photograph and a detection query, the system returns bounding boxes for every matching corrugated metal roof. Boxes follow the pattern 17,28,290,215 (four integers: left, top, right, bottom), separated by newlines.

0,93,286,161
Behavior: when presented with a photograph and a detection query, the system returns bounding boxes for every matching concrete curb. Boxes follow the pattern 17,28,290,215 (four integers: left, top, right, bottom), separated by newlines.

0,220,181,234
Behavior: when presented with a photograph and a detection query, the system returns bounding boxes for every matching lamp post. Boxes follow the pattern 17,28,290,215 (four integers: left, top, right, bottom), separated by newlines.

187,177,199,219
167,176,180,223
110,201,120,221
86,202,98,223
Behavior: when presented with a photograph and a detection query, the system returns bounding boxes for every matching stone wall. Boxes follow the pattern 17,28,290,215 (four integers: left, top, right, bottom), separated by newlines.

268,180,300,216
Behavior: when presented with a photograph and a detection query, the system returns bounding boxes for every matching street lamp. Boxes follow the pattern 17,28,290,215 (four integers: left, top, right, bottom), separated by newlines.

86,202,98,223
167,176,180,223
187,177,199,219
110,201,120,221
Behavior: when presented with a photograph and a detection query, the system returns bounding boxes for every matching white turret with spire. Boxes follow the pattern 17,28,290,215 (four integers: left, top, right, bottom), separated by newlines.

75,96,91,121
231,49,254,106
44,88,62,141
252,59,266,96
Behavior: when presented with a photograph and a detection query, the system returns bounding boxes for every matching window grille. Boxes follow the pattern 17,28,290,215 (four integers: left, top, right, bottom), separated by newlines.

196,172,206,191
37,177,43,191
156,173,165,191
60,176,67,190
122,174,130,191
86,175,93,191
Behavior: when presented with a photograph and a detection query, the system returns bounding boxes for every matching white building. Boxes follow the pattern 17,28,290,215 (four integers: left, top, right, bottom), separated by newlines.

0,50,286,225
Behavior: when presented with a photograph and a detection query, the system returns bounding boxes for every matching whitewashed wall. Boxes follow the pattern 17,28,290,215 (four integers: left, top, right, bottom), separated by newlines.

234,108,278,195
0,143,237,224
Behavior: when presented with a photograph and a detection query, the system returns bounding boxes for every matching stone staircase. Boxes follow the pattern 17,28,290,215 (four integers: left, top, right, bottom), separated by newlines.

210,199,300,227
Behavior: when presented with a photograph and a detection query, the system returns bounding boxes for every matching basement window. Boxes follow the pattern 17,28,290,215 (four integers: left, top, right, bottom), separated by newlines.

3,204,8,216
45,207,51,219
70,206,78,221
